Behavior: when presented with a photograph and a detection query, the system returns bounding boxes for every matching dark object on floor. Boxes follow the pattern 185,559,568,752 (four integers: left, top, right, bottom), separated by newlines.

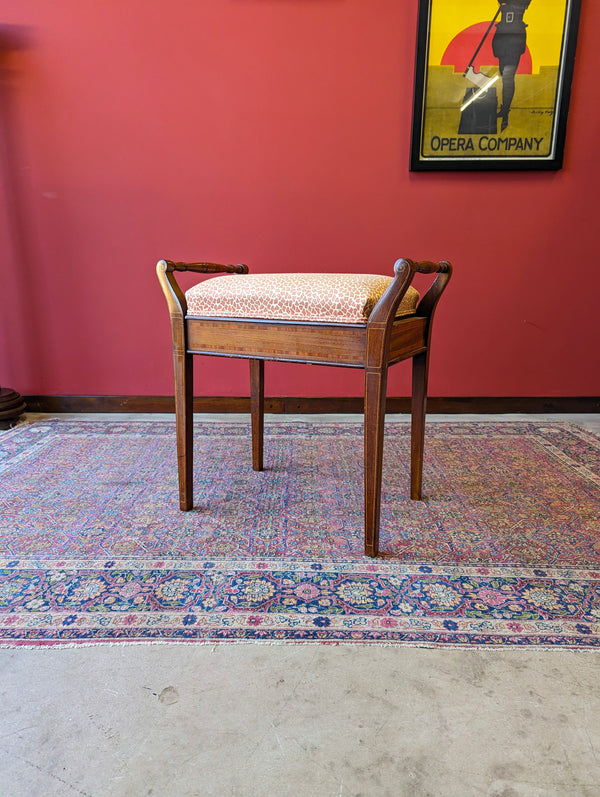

0,386,26,429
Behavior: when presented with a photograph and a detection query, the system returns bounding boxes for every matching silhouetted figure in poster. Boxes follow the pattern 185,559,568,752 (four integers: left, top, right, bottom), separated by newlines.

492,0,532,130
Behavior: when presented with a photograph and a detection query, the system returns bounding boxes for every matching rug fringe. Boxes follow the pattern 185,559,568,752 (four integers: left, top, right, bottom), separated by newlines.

3,639,600,652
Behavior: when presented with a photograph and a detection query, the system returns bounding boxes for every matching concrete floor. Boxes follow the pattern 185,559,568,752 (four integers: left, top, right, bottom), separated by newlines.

1,414,600,797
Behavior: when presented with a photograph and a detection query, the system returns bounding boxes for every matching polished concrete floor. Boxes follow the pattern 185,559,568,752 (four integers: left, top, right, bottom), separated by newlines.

1,414,600,797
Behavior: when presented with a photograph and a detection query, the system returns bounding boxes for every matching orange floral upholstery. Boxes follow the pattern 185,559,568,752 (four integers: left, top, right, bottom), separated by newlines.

185,273,420,324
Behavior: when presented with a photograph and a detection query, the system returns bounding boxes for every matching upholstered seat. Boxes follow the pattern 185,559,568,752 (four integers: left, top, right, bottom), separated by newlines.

186,273,420,324
157,257,452,557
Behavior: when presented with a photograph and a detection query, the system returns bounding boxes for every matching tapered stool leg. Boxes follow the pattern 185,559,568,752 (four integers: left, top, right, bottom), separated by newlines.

410,350,430,500
174,349,194,509
364,366,388,557
250,359,264,471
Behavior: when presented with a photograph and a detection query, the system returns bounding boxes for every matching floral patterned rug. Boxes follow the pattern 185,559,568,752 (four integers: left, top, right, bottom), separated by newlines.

1,418,599,647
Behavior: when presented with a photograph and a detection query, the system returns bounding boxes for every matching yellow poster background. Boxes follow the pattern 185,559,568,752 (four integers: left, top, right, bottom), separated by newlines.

421,0,568,159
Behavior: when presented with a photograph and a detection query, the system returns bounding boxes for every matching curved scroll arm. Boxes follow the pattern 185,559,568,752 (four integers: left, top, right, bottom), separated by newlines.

156,259,249,319
368,258,452,329
367,258,415,328
366,258,452,368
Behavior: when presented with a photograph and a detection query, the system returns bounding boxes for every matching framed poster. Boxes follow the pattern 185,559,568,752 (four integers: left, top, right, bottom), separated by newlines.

410,0,581,171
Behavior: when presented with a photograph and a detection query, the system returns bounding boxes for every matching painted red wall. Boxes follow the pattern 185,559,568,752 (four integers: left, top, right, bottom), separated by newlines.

1,0,598,399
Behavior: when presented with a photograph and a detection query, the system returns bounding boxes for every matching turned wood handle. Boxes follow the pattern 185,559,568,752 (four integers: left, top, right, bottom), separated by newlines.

409,259,453,321
163,260,249,274
371,258,452,326
394,258,452,276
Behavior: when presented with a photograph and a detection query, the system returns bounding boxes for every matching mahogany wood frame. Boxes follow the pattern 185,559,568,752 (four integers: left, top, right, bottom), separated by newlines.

156,257,452,557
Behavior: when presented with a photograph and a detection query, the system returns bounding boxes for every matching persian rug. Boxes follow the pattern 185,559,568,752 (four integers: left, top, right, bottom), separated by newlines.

1,418,600,648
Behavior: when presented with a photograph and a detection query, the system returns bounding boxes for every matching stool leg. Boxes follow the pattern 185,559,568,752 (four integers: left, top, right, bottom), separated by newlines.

364,366,388,558
250,359,264,471
411,350,430,500
174,349,194,510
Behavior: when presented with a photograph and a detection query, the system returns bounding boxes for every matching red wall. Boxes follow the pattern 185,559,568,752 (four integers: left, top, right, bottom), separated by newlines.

1,0,598,399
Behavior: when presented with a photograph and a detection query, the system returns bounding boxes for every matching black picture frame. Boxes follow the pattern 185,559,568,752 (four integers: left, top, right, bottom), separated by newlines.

410,0,581,171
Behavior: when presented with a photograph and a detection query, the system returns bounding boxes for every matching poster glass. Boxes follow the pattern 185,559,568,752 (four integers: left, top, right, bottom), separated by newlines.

410,0,581,170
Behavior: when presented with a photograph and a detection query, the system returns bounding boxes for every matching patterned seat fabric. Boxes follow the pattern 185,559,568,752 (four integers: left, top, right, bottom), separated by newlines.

185,273,420,325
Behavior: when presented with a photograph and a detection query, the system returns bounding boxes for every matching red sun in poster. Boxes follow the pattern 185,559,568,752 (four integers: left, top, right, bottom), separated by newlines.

441,22,532,74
